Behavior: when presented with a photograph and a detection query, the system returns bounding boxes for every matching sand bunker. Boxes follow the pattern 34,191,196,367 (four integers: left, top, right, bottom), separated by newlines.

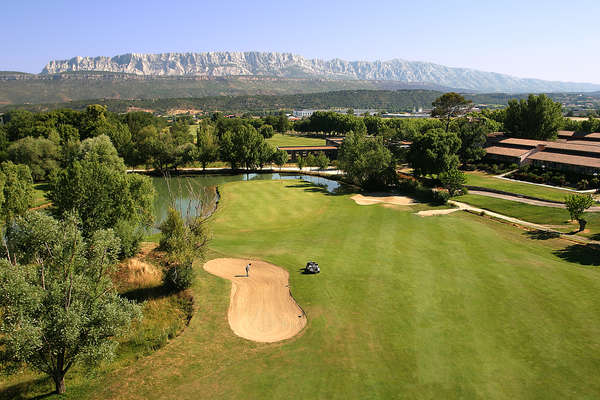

351,194,418,206
416,208,461,217
203,258,306,343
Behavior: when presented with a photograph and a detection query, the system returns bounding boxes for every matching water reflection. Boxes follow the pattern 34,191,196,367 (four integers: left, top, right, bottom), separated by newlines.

151,173,342,231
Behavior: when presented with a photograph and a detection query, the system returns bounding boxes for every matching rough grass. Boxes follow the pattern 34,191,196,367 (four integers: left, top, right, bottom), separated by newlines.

266,133,325,147
465,171,573,202
0,244,192,399
4,180,600,399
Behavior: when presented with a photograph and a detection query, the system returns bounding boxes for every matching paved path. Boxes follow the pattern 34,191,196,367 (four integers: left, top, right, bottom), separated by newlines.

468,190,600,212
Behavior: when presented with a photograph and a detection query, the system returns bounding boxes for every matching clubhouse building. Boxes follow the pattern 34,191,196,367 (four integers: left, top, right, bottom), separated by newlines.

485,131,600,175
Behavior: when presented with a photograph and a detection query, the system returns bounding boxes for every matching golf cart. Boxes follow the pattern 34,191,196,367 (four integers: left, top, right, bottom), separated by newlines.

304,261,320,274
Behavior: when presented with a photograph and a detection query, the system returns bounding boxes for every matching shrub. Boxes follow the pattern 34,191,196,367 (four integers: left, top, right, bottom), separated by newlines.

114,219,144,258
164,260,195,292
432,189,451,205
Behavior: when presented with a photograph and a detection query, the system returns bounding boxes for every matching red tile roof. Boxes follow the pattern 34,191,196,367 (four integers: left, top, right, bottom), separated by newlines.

485,146,530,157
528,152,600,169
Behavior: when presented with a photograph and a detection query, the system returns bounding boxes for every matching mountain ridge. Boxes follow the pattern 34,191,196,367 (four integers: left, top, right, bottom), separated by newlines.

41,51,600,93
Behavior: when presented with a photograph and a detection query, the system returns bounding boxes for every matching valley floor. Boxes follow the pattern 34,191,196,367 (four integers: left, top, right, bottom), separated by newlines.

3,179,600,399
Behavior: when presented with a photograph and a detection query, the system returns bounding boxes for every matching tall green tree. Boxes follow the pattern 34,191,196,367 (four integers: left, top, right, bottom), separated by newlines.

408,129,462,177
196,123,219,170
504,94,563,140
219,124,265,170
272,149,289,170
431,92,473,132
7,137,60,181
0,161,34,223
48,140,154,256
339,131,396,189
0,212,141,394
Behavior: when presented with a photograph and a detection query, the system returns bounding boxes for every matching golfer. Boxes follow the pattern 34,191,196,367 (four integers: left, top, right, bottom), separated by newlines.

245,263,251,277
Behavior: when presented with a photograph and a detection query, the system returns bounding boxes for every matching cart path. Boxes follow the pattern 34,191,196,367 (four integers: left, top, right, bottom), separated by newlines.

203,258,306,343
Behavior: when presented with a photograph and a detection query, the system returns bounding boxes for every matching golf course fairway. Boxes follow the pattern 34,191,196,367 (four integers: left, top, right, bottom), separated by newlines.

24,179,600,399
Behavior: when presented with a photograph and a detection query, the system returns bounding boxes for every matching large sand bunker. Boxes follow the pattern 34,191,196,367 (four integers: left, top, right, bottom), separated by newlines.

351,194,418,206
203,258,306,343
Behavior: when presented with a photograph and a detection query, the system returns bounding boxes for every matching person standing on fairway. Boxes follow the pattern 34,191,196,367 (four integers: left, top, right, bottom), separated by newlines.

246,263,251,277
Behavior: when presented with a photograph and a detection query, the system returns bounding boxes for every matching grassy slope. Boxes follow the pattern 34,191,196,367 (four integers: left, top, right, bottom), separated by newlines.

266,134,326,147
5,180,600,399
465,172,573,203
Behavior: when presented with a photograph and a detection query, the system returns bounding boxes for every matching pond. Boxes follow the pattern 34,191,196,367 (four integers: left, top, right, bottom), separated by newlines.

151,173,343,231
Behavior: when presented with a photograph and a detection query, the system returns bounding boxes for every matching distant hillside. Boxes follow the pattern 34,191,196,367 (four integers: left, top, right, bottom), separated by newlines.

0,89,541,115
0,72,452,105
0,90,448,114
41,51,600,93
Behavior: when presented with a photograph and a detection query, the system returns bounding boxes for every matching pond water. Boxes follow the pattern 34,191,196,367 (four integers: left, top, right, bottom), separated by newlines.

151,173,343,231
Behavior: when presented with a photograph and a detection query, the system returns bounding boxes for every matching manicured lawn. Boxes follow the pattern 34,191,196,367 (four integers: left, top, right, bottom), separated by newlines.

465,171,573,203
457,194,600,237
266,133,326,147
5,180,600,399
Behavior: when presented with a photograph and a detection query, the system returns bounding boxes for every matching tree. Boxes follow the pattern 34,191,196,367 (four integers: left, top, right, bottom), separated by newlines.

451,117,497,164
0,161,34,223
7,137,60,181
564,194,595,231
0,212,141,394
274,111,290,133
159,207,209,291
259,124,275,138
196,123,219,170
48,140,154,255
431,92,473,132
305,154,317,171
297,156,306,170
257,141,275,169
408,129,461,177
504,94,563,140
315,153,329,170
272,149,289,170
338,131,396,189
219,124,265,170
439,168,467,196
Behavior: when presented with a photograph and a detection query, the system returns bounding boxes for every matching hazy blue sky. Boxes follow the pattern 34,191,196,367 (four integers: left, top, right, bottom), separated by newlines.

2,0,599,83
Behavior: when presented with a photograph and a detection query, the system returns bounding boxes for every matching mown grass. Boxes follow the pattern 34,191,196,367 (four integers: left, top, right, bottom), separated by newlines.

465,171,574,203
32,183,50,208
6,179,598,399
266,133,325,147
457,193,600,238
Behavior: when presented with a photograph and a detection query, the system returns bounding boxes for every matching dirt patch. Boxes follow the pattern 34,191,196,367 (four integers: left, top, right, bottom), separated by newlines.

351,193,418,206
203,258,306,343
115,243,162,289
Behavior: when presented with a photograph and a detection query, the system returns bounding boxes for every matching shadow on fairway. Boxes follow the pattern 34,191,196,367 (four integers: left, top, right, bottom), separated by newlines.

524,230,561,240
0,376,53,400
554,244,600,266
285,182,352,196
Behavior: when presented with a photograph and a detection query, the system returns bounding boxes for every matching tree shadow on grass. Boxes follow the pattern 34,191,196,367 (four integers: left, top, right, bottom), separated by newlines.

524,230,561,240
121,284,171,302
0,376,54,400
554,244,600,266
284,182,352,196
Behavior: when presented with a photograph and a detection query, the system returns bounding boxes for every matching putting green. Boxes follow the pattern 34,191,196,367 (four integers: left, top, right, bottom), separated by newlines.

10,179,600,399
